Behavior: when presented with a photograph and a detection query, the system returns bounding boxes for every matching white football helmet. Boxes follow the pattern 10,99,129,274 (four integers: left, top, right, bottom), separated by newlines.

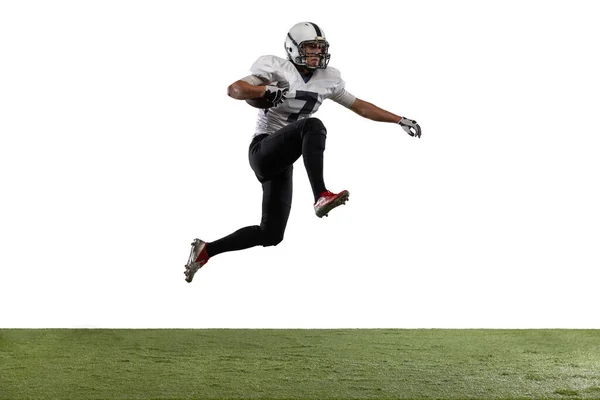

284,22,330,69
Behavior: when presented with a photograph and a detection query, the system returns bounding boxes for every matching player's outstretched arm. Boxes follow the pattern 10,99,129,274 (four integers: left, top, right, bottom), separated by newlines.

350,98,421,138
350,98,401,123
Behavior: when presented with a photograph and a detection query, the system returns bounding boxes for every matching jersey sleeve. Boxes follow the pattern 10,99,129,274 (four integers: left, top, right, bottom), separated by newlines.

249,55,290,87
330,88,356,108
327,67,356,108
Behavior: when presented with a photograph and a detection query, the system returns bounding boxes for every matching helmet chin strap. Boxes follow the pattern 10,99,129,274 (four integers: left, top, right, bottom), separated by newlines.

295,55,322,70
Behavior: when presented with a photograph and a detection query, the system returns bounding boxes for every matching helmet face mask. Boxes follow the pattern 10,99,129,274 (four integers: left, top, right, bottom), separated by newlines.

285,22,331,70
298,40,330,69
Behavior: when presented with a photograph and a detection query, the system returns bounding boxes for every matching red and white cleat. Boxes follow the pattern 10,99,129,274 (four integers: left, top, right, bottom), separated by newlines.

184,238,209,283
314,190,350,218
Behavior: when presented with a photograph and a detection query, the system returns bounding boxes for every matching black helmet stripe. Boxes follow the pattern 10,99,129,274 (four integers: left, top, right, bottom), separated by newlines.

308,22,322,37
287,32,299,47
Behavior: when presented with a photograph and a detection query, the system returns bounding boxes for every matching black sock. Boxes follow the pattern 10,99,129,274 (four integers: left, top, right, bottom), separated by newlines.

206,226,262,258
302,130,327,202
205,224,287,258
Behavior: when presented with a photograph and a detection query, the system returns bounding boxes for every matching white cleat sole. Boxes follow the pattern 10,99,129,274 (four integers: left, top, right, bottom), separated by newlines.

184,238,206,283
184,262,203,283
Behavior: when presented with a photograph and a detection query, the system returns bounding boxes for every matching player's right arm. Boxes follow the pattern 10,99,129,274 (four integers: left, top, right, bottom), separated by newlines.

228,74,287,107
227,78,269,100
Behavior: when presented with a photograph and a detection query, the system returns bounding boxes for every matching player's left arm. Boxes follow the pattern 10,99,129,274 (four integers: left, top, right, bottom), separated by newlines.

350,98,421,138
350,98,401,123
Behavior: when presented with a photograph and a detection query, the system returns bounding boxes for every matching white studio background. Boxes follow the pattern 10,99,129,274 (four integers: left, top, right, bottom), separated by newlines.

1,0,598,329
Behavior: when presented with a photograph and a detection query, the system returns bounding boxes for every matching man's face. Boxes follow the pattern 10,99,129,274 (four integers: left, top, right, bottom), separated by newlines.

302,41,326,68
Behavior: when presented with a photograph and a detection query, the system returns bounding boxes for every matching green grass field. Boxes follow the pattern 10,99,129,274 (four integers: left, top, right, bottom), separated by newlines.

1,329,599,399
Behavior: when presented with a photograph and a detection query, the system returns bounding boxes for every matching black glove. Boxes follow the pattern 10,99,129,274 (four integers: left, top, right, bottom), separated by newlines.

263,85,288,107
399,117,421,138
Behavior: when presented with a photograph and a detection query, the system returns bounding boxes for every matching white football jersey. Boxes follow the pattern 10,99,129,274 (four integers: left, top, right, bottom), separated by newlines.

248,55,355,136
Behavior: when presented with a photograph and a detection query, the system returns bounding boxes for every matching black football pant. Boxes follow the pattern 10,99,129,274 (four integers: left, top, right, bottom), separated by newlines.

206,117,327,258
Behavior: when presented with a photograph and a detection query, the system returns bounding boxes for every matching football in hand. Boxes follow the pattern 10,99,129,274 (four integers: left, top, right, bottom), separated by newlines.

246,97,273,109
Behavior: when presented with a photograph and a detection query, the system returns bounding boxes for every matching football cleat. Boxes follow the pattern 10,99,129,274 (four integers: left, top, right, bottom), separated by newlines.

184,238,209,283
314,189,349,218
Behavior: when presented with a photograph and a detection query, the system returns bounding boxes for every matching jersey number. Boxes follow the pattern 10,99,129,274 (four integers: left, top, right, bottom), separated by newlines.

286,91,319,122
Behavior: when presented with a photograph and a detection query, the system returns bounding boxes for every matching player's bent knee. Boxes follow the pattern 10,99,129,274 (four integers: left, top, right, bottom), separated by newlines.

303,117,327,136
262,231,284,247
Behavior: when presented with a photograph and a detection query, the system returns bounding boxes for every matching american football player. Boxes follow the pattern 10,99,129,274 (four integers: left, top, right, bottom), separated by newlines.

185,22,421,282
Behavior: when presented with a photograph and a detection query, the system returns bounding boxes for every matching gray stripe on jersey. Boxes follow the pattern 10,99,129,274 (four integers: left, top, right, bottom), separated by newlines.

330,89,356,109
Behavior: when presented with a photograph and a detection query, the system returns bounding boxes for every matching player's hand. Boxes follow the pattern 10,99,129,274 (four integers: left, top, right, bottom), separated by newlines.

263,85,288,107
399,117,421,138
